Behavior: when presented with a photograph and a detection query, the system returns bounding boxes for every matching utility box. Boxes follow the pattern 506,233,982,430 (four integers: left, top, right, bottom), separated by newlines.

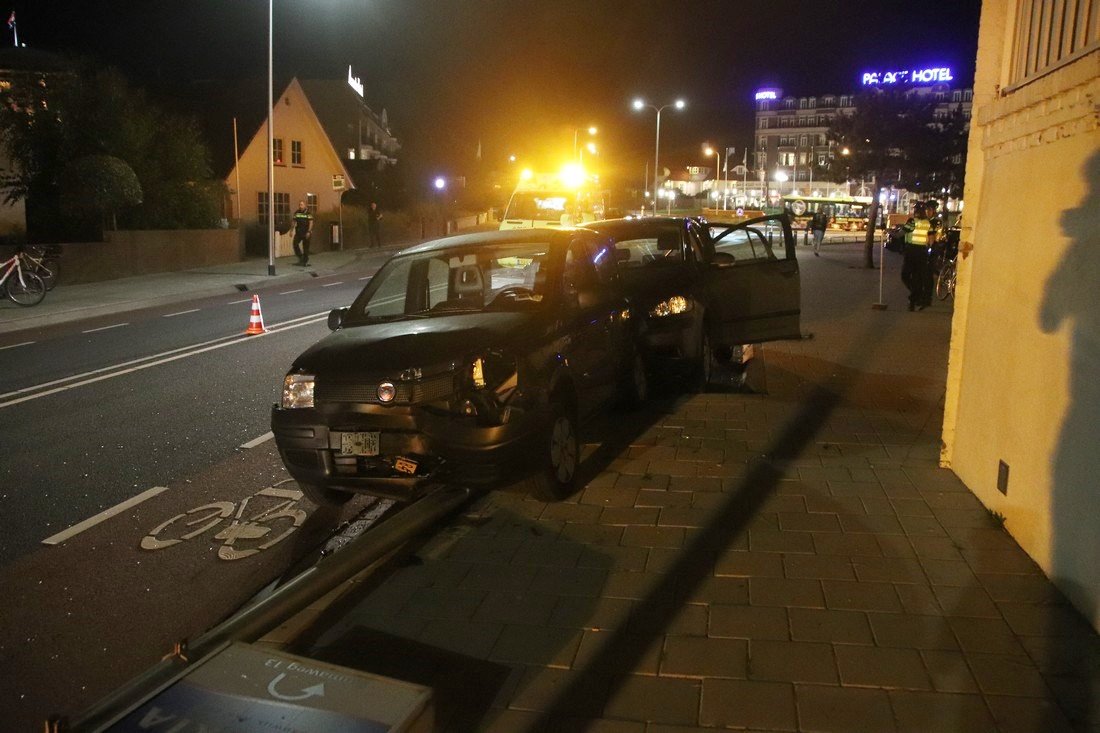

108,642,432,732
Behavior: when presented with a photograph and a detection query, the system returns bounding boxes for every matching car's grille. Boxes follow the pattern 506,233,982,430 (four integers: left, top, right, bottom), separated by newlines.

317,372,455,405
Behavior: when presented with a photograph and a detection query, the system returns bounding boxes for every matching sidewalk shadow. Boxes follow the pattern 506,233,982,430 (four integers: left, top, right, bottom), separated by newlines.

1037,148,1100,729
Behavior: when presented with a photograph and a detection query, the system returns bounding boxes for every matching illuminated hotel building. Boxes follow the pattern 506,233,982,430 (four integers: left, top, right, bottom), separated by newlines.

752,68,973,194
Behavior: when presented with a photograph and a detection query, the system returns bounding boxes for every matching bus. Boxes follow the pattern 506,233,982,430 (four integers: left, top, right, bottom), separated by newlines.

781,194,874,231
499,172,606,230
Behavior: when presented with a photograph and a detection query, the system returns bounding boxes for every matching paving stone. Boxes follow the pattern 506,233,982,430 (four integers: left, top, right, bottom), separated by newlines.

404,586,487,621
835,644,932,690
805,494,865,514
710,604,790,641
867,613,958,650
874,534,918,559
859,496,897,516
897,515,950,538
948,616,1027,656
889,497,935,517
628,601,709,637
714,549,784,578
822,580,903,613
562,522,627,548
675,576,749,605
615,473,674,491
749,577,826,609
621,526,685,549
508,666,607,717
528,565,609,597
661,635,748,679
761,494,808,513
851,557,927,584
966,652,1051,696
671,476,723,492
489,624,583,668
445,535,524,564
543,717,646,733
930,585,1001,618
551,595,635,631
600,507,661,527
699,679,797,730
573,630,661,675
602,675,702,726
635,489,694,508
577,544,648,572
812,532,883,557
458,563,538,593
511,539,586,568
474,591,561,626
582,483,642,509
782,554,856,580
828,481,888,498
893,585,943,618
414,619,503,659
604,570,664,600
907,535,965,561
777,511,842,532
976,572,1064,604
838,513,905,534
932,508,998,529
794,684,896,733
749,529,816,554
997,601,1096,638
920,649,980,693
656,507,711,528
888,690,997,732
961,548,1041,575
541,501,604,524
944,526,1017,551
789,607,872,644
749,639,838,683
984,694,1076,733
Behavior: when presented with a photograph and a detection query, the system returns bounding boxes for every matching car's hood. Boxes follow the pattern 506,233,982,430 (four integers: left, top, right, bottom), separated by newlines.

292,311,538,375
619,265,696,306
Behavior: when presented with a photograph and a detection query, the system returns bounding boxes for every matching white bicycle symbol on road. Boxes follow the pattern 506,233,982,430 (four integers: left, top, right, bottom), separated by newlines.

141,483,307,561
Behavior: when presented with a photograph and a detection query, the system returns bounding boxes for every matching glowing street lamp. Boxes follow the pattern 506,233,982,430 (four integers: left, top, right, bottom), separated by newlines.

434,176,446,191
633,97,685,215
573,125,598,160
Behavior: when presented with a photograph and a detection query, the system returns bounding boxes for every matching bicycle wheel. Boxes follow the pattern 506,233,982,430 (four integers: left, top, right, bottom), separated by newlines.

6,269,45,306
936,261,956,301
34,259,59,291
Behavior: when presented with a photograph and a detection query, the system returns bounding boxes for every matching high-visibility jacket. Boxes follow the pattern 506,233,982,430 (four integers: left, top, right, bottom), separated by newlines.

905,217,933,246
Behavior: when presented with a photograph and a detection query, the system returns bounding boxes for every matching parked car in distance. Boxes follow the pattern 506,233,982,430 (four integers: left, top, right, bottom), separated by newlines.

588,214,802,387
271,229,646,506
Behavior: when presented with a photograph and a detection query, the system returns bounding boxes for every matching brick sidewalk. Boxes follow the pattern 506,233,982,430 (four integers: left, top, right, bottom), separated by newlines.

285,243,1098,732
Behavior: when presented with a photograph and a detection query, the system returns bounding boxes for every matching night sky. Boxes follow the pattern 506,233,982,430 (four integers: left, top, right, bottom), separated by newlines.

12,0,983,185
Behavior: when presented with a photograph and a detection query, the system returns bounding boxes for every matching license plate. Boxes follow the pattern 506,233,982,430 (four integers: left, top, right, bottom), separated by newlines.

394,457,419,475
340,431,379,456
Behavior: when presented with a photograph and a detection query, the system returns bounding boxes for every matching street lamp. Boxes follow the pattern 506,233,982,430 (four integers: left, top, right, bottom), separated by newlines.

573,125,597,160
704,145,723,211
434,176,446,191
633,97,685,215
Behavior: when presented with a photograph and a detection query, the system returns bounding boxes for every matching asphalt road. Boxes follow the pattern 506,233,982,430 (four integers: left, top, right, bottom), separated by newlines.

0,260,395,729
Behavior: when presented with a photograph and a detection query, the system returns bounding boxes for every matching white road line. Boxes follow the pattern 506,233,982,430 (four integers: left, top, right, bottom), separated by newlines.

82,323,129,334
358,276,371,280
240,431,274,449
228,297,253,305
0,313,328,409
322,281,344,287
280,289,304,295
162,308,201,318
0,340,35,351
42,486,169,546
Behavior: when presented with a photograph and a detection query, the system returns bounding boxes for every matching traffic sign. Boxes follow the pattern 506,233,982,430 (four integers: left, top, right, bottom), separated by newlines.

332,174,346,191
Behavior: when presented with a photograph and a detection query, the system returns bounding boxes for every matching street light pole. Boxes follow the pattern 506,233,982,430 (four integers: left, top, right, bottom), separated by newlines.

266,0,275,276
634,98,684,216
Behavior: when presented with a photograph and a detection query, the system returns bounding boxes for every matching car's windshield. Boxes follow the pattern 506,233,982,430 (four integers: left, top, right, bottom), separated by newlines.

347,241,553,323
605,225,684,268
505,192,575,223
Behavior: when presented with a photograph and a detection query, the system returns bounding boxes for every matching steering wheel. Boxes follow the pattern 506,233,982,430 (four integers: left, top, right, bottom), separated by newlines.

490,286,536,304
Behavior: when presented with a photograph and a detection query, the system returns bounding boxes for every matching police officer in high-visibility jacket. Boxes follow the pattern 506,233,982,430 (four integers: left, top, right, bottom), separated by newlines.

901,202,936,310
292,200,313,267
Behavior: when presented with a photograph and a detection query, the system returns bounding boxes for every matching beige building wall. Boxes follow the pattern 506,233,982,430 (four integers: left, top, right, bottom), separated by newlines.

227,78,351,255
942,0,1099,629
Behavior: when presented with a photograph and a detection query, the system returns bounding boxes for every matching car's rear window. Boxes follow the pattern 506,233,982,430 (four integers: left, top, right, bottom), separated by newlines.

606,225,683,267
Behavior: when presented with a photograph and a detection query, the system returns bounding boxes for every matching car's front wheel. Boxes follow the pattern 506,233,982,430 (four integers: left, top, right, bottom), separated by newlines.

298,481,353,508
524,402,580,502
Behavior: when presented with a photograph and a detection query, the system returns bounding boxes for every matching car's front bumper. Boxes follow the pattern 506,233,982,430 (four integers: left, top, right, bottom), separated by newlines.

271,401,550,501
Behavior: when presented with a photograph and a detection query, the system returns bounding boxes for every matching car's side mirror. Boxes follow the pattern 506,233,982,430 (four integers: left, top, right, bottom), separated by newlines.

711,252,736,266
327,306,348,331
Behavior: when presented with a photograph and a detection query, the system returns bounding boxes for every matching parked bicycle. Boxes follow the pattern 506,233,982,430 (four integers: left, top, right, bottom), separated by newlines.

19,244,60,291
0,250,46,306
936,252,957,301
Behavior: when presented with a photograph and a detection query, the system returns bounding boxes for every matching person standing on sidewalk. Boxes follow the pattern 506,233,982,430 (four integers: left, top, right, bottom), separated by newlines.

901,202,935,310
292,200,313,266
810,208,829,256
367,201,383,249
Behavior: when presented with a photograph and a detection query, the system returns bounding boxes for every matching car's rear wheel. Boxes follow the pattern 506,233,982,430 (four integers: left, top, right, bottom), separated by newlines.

524,401,580,501
298,481,353,507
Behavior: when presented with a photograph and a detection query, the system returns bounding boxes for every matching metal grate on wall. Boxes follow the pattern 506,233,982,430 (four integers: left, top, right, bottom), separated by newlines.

1011,0,1099,88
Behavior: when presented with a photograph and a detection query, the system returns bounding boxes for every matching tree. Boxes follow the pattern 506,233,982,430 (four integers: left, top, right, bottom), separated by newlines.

825,89,968,267
0,59,224,241
59,154,143,230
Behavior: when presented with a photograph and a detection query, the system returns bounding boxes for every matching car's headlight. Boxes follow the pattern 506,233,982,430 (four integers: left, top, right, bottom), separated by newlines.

648,296,692,318
281,373,315,408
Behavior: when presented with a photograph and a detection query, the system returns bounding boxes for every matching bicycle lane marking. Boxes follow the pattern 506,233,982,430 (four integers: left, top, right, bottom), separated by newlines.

41,486,169,546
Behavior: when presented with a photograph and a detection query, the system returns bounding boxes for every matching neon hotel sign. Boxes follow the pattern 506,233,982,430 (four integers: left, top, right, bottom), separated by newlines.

861,67,953,86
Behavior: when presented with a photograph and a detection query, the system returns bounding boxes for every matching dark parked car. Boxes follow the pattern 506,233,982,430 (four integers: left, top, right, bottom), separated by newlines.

271,229,645,505
588,214,802,385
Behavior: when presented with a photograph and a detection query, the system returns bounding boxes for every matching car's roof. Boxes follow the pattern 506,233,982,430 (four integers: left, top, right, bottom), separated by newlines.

396,227,593,257
588,216,687,232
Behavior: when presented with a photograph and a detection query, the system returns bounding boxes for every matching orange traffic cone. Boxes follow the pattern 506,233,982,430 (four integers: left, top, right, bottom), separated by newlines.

245,294,266,335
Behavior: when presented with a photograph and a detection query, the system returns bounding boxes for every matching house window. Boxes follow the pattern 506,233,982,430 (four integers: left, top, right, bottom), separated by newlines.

258,192,290,225
757,153,767,167
291,140,303,166
759,117,770,129
1011,0,1099,86
759,136,766,149
779,152,795,166
306,193,317,215
800,135,808,147
799,152,808,165
273,138,284,165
